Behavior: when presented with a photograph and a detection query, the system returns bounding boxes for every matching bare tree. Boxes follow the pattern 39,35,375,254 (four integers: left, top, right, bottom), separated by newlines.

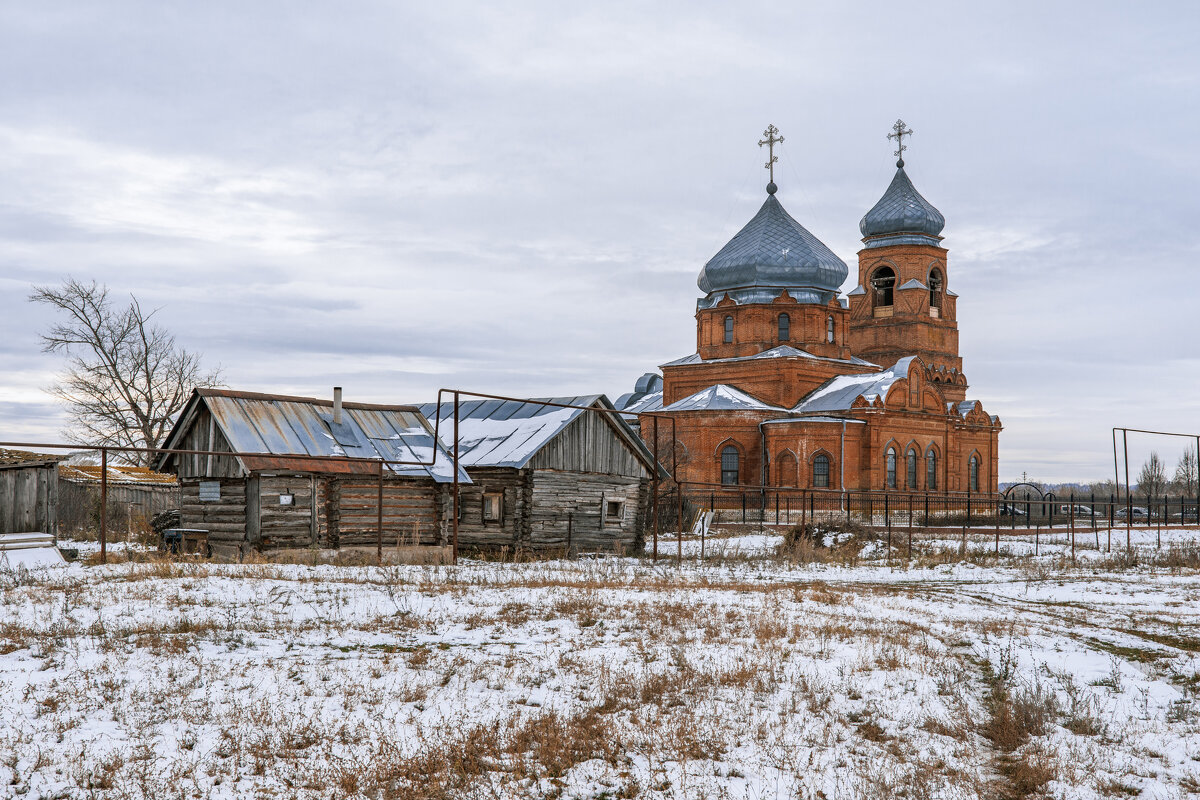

30,279,221,465
1173,446,1198,498
1135,451,1167,502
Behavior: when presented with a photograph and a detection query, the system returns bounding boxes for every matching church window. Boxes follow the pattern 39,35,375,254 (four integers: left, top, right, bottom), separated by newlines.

969,455,980,493
724,315,734,343
778,313,790,342
886,447,897,489
929,269,944,309
826,315,835,343
871,266,895,307
721,446,739,485
813,454,830,488
926,448,938,490
907,448,918,489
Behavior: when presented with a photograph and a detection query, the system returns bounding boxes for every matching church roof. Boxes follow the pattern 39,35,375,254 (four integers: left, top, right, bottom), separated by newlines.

662,385,785,413
697,191,848,306
792,357,917,413
859,165,945,243
660,345,876,369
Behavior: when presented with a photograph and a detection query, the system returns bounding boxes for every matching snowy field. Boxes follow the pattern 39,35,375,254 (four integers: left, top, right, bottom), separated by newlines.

1,528,1198,799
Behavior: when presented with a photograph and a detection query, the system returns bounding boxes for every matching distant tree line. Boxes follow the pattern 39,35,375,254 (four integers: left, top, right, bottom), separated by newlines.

1010,447,1199,501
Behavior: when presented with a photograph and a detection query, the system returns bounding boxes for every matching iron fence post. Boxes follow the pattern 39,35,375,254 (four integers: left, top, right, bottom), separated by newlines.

100,447,108,564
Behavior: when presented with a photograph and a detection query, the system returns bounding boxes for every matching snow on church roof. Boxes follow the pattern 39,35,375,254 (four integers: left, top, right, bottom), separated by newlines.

660,345,876,369
792,357,917,413
662,385,785,412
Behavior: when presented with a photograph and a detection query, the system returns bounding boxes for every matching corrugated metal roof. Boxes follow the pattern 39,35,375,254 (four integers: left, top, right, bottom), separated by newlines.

167,389,467,483
792,357,916,413
59,464,178,486
662,385,785,413
417,396,599,469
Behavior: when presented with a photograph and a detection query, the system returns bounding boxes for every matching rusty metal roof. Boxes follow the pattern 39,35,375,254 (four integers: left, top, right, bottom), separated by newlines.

161,389,468,483
58,464,179,486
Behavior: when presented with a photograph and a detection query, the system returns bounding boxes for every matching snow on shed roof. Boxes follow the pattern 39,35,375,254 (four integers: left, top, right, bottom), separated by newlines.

59,464,178,486
0,449,66,470
663,385,785,412
792,357,916,413
162,389,467,483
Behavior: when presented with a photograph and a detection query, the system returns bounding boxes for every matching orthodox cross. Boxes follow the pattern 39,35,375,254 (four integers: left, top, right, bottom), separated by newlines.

758,124,784,184
888,119,913,167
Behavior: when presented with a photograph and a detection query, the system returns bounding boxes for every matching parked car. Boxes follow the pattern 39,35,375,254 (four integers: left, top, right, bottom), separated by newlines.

999,503,1029,517
1056,504,1093,517
1115,506,1148,521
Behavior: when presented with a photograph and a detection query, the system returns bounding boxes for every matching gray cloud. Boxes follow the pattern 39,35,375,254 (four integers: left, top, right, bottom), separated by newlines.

1,2,1197,481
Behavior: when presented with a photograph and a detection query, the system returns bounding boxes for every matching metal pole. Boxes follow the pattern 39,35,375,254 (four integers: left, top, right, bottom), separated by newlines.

452,391,460,565
1070,502,1075,563
1124,429,1131,553
100,447,108,564
677,484,683,565
567,512,573,558
651,417,659,562
376,460,384,564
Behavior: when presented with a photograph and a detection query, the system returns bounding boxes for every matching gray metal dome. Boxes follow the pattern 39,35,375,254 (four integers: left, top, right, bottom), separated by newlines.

859,166,945,240
697,193,848,307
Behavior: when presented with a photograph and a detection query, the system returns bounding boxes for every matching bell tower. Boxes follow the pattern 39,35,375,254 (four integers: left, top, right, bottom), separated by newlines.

846,120,967,402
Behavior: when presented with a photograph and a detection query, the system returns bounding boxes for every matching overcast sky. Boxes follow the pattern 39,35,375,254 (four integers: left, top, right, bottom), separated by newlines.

1,1,1197,482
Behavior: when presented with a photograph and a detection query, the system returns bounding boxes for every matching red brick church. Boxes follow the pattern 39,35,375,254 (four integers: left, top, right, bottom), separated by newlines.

620,122,1000,494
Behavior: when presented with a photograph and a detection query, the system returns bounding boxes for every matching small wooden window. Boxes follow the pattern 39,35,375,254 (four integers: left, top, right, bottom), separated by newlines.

778,313,790,342
604,499,625,524
813,454,830,488
483,492,503,524
723,315,734,343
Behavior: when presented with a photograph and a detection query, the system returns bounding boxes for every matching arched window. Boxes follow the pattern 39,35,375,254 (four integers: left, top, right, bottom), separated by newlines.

926,448,938,490
885,447,897,489
906,448,918,489
871,266,895,308
776,451,798,487
826,315,835,343
778,313,790,342
813,453,830,488
723,315,734,344
721,446,739,485
929,269,944,310
969,455,980,493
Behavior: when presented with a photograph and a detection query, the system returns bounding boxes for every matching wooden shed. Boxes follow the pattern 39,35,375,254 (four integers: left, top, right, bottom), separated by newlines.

0,449,64,535
57,463,180,532
156,389,468,559
419,395,664,555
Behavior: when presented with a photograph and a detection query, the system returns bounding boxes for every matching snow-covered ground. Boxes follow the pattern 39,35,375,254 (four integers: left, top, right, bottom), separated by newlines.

0,528,1197,799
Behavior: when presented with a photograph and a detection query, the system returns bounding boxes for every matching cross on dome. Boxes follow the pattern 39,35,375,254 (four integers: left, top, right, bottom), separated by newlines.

887,119,913,167
758,124,784,193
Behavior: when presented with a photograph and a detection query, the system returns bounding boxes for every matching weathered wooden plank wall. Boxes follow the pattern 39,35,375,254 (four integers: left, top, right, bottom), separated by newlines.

163,406,242,479
0,464,58,534
528,411,648,478
256,474,323,550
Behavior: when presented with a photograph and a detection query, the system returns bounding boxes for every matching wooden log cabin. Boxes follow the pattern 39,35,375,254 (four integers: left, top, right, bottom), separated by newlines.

419,395,665,555
157,388,468,559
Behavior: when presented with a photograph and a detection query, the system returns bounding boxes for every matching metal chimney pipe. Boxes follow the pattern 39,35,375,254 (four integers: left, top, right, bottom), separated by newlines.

333,386,343,424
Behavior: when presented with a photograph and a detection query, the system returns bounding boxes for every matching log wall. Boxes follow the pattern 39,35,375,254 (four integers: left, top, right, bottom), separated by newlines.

180,478,247,559
447,467,529,551
327,477,441,548
527,469,647,554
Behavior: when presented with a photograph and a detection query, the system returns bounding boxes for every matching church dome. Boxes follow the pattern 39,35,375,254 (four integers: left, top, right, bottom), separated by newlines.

859,165,945,240
697,189,848,307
